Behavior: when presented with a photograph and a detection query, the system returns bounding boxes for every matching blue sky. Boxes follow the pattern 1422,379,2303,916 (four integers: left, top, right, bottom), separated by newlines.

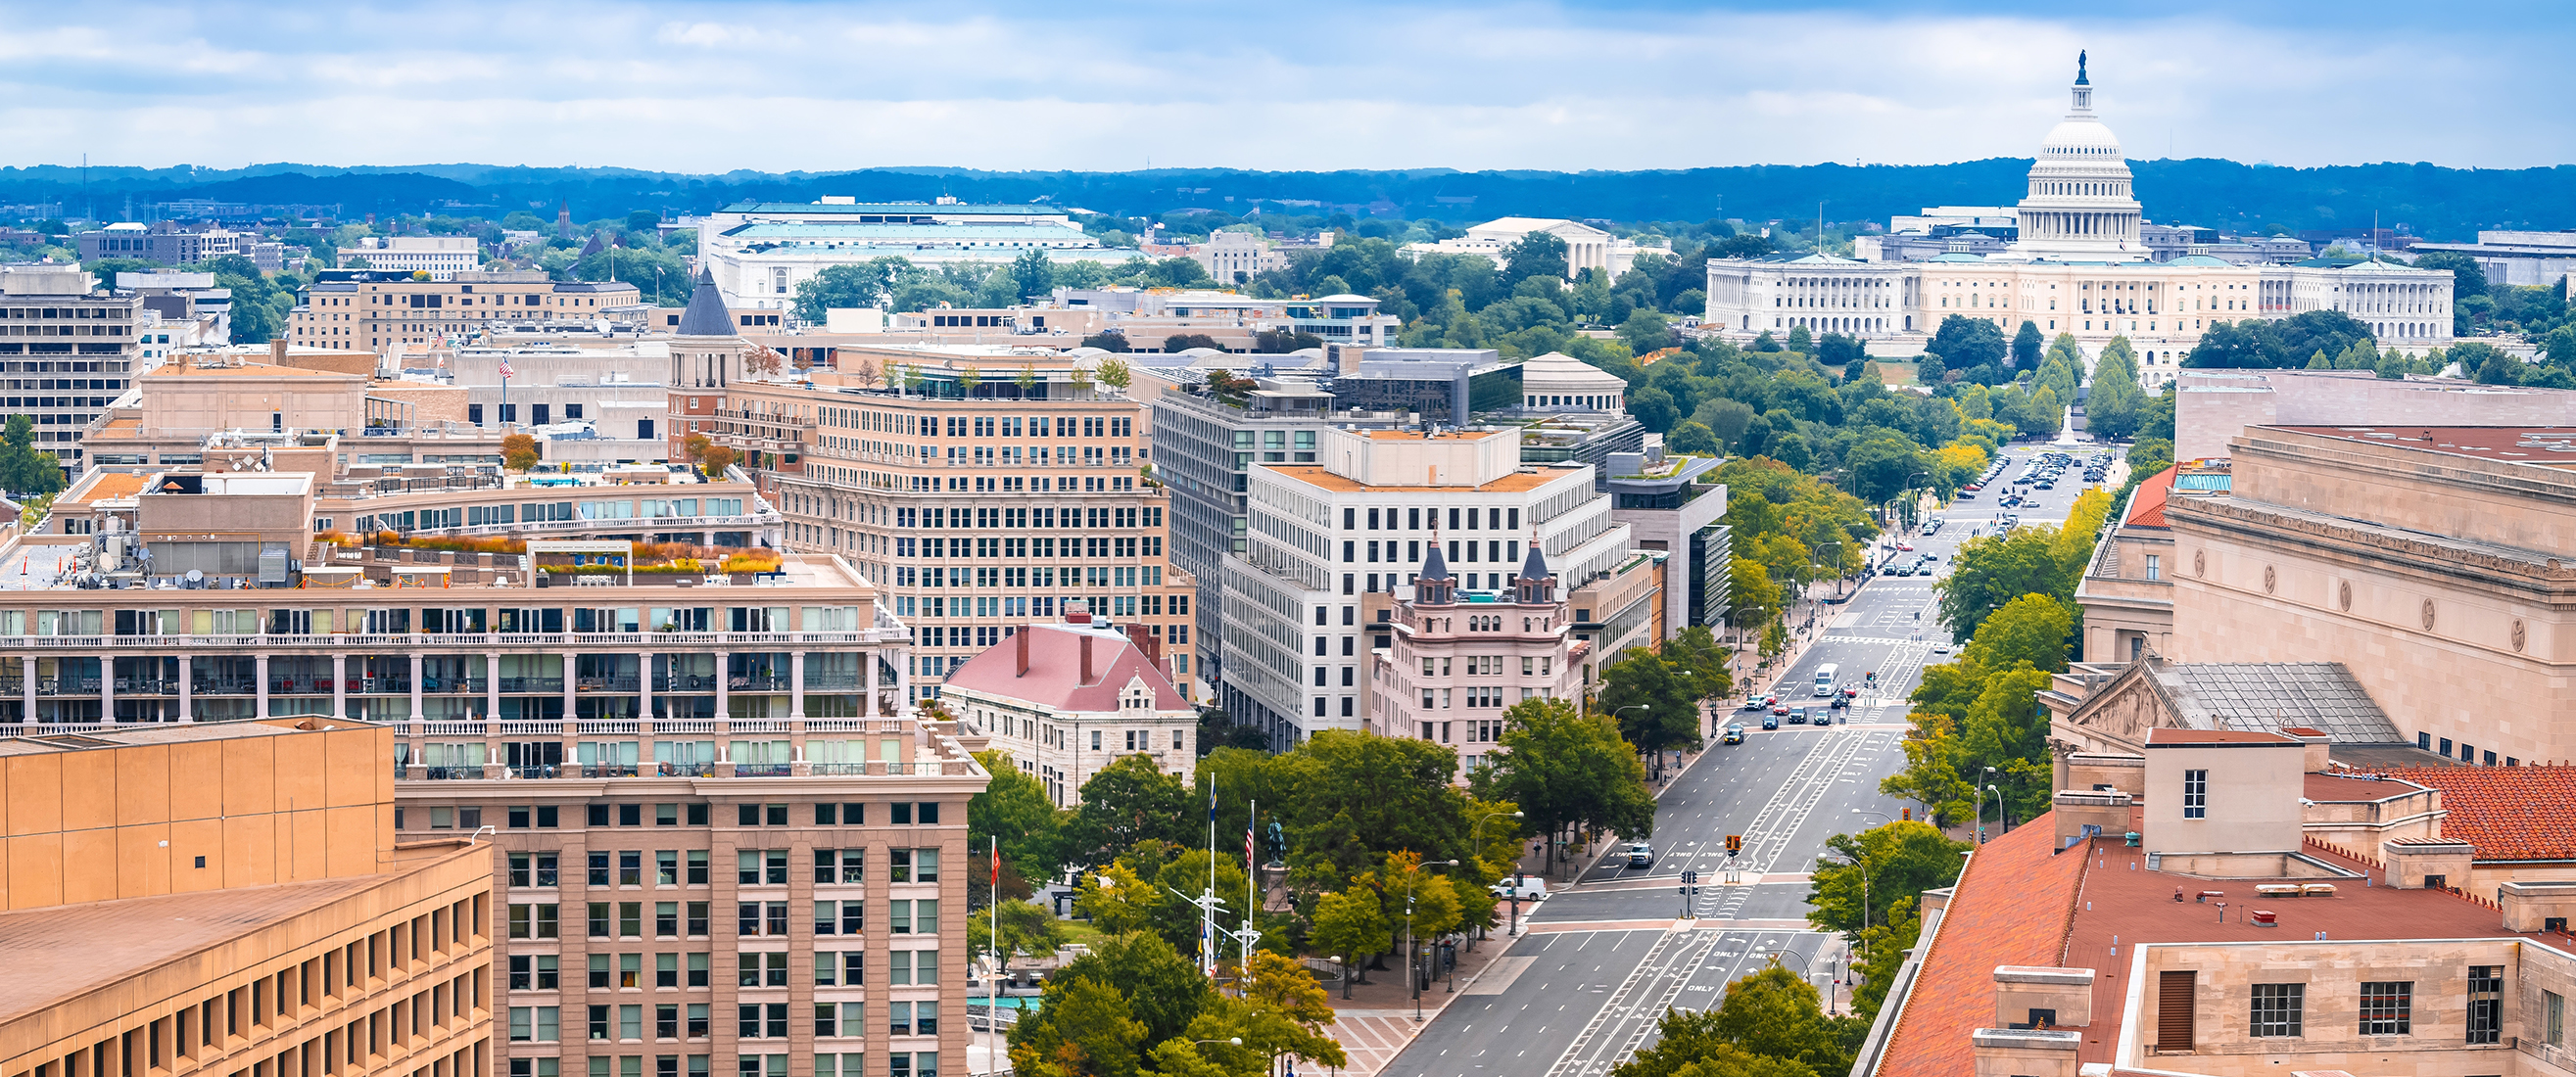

4,0,2566,172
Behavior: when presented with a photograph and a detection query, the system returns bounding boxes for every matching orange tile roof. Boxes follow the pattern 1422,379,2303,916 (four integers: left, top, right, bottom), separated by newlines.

1882,816,2548,1076
2123,465,2175,528
2302,773,2424,803
2374,766,2576,861
1877,819,2085,1077
67,472,145,504
90,417,140,438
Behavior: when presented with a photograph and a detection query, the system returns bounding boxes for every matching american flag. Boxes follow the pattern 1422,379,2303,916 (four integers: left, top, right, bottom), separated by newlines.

498,359,515,380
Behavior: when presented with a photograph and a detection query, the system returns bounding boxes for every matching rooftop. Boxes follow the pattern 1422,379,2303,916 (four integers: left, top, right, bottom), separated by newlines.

1881,819,2552,1077
2269,424,2576,470
2143,726,2298,746
940,619,1185,713
2364,767,2576,861
2143,660,2406,744
0,840,478,1020
1261,465,1560,494
2301,771,2431,804
2123,465,2174,528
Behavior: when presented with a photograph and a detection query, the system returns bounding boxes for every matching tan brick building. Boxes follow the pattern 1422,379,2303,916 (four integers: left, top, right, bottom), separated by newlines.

0,721,497,1077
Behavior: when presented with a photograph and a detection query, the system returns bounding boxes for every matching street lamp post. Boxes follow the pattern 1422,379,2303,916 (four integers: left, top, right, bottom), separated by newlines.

1472,811,1527,938
1979,780,2001,845
1769,947,1822,1004
1407,859,1459,1020
1611,704,1657,781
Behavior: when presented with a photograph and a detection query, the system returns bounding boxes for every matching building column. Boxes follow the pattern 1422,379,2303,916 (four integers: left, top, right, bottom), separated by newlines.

176,655,192,723
638,651,654,722
98,656,113,724
864,649,880,720
255,654,270,721
714,651,730,722
486,652,502,721
788,650,805,723
331,653,348,723
21,657,35,723
895,649,912,717
409,653,424,724
562,651,579,722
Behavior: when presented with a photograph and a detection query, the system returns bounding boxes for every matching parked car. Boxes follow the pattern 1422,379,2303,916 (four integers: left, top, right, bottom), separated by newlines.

1491,877,1550,902
1625,842,1656,868
1722,724,1746,744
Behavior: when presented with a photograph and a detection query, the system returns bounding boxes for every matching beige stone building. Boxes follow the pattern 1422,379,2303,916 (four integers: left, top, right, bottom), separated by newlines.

0,721,496,1077
939,608,1197,805
1370,542,1590,783
289,271,643,355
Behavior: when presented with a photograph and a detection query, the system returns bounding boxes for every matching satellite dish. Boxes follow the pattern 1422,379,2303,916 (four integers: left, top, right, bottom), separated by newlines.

185,569,204,584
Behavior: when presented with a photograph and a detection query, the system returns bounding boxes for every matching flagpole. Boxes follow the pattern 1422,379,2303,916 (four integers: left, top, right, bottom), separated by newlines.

1245,799,1258,987
990,835,1001,1077
1206,784,1218,980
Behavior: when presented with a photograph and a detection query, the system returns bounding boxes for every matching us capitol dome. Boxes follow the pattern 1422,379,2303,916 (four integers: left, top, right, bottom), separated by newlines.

1995,51,2151,263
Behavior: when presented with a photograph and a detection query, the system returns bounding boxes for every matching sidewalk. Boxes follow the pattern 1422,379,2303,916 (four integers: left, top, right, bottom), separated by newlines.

1313,923,1527,1077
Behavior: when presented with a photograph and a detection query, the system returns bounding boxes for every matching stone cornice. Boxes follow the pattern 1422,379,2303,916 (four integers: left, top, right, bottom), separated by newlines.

2167,496,2576,589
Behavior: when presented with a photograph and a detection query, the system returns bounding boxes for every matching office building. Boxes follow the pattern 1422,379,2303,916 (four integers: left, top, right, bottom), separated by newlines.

1222,426,1642,747
1407,218,1668,279
696,200,1133,311
1051,289,1403,351
1370,542,1587,782
2409,228,2576,288
0,263,145,476
940,606,1198,805
289,271,644,355
0,720,497,1077
339,236,483,276
707,349,1201,703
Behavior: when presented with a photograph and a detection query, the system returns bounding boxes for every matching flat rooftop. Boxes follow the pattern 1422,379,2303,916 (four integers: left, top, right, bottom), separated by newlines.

2270,424,2576,470
0,720,329,757
0,840,474,1021
1260,465,1559,494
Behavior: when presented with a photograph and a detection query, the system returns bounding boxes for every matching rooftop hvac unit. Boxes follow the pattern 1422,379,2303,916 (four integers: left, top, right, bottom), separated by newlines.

258,548,289,584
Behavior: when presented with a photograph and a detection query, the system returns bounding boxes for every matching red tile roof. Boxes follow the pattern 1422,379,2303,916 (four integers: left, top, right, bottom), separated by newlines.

2374,766,2576,861
2143,727,2297,745
1877,819,2085,1077
2123,466,2176,528
1877,814,2547,1077
940,622,1186,713
2302,773,2425,803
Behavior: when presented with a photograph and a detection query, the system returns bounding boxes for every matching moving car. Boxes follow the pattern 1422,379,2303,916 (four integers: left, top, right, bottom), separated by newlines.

1625,842,1655,868
1932,641,1954,654
1741,694,1775,712
1762,714,1781,730
1491,877,1550,902
1721,724,1745,744
1789,707,1809,725
1772,700,1790,716
1828,694,1849,710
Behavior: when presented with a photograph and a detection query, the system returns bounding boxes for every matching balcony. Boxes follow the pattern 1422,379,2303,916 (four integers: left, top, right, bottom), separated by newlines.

730,675,789,691
408,766,490,780
733,763,791,777
422,678,490,694
576,676,643,692
498,678,566,693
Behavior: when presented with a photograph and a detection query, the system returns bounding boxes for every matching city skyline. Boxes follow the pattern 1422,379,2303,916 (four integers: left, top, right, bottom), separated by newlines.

3,0,2569,173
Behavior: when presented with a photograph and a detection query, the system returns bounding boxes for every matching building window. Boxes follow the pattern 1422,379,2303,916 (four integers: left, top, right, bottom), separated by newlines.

2250,983,2303,1037
2467,965,2503,1044
2358,982,2410,1036
2548,991,2564,1047
2143,554,2161,581
2182,769,2207,819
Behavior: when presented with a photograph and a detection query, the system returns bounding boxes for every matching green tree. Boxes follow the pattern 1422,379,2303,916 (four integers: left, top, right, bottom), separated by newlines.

1728,557,1785,631
1061,754,1195,871
970,749,1067,883
1617,308,1674,354
1611,1009,1818,1077
1785,324,1814,354
1307,886,1392,986
2011,320,2044,372
1804,821,1968,936
1628,386,1681,433
1849,896,1921,1020
1880,711,1977,825
1598,649,1702,760
972,899,1069,977
1012,247,1057,303
1499,232,1570,286
1273,730,1473,888
1664,625,1735,706
1471,697,1655,873
1926,314,2007,369
1073,862,1164,935
1012,976,1146,1077
1714,965,1863,1074
790,258,910,322
0,414,65,496
1959,593,2075,674
1667,420,1720,455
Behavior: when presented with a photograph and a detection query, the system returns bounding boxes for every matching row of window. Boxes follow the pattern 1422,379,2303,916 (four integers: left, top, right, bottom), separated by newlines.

894,536,1163,559
506,1053,934,1077
505,847,930,889
1341,506,1523,533
506,948,936,994
2246,968,2502,1040
506,1002,936,1044
505,900,939,940
894,506,1161,530
474,801,945,831
112,932,484,1077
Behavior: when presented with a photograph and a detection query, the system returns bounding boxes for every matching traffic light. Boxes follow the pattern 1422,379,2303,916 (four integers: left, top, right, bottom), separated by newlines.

1684,869,1699,884
1901,807,1912,821
1725,834,1742,856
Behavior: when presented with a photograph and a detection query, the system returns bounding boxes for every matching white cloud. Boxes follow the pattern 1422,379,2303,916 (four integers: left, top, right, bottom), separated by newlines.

0,0,2561,170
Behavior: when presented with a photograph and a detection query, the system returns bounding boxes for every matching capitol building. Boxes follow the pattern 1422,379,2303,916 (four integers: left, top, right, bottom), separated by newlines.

1703,56,2456,385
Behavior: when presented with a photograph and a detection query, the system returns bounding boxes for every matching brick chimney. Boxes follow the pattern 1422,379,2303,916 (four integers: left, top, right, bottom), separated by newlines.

1016,625,1030,677
1125,624,1163,665
1079,633,1094,684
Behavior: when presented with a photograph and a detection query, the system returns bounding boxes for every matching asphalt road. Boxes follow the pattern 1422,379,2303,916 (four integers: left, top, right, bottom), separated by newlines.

1377,441,2123,1077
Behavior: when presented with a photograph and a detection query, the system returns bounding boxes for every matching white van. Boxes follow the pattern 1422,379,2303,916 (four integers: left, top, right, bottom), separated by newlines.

1490,876,1550,902
1813,663,1840,697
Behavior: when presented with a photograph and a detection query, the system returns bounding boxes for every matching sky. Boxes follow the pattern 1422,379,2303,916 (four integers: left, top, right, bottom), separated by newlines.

4,0,2569,174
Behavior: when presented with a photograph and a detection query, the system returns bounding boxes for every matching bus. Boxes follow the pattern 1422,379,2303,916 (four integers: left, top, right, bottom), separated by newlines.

1813,663,1840,697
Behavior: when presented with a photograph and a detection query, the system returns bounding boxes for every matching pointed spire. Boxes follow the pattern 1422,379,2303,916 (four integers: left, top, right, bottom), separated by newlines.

1519,539,1550,585
1421,536,1450,582
675,268,737,337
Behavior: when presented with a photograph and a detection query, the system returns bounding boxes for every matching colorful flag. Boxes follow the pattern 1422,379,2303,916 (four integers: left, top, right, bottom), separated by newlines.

498,359,515,380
